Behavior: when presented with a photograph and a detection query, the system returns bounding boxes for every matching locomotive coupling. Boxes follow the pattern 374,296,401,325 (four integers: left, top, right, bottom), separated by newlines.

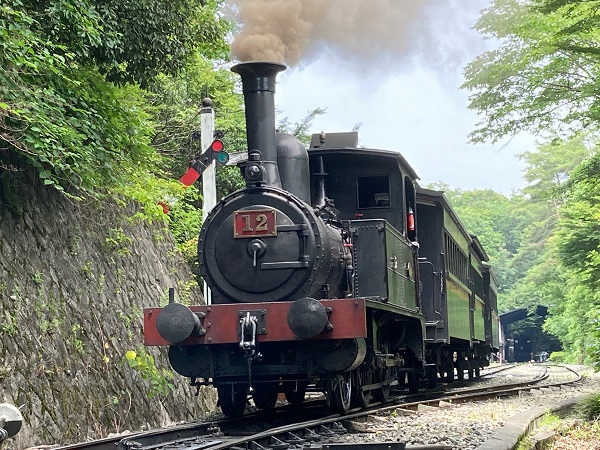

0,403,23,441
287,297,331,339
156,303,206,344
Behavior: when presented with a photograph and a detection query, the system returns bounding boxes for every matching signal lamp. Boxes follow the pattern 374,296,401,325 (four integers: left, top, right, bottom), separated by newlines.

215,152,229,164
209,139,228,164
210,139,224,152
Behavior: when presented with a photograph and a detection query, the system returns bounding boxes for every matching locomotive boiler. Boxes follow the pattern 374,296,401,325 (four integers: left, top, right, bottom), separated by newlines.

143,61,499,416
199,64,351,306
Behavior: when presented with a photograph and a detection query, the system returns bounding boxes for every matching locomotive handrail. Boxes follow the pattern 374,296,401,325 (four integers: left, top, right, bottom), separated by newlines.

261,261,310,269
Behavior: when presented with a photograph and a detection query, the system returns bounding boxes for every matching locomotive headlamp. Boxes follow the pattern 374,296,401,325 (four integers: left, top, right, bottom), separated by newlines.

245,163,264,183
287,297,329,339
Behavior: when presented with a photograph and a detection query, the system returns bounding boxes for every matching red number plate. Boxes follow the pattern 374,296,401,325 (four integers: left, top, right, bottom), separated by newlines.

234,209,277,238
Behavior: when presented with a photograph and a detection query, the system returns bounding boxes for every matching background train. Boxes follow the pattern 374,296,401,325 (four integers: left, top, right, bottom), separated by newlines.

144,61,500,416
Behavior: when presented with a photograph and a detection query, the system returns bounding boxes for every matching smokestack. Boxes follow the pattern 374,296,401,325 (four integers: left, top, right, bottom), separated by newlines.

231,61,286,188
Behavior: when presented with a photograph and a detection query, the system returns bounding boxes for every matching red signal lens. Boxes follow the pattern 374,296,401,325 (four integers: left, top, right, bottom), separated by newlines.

210,139,224,152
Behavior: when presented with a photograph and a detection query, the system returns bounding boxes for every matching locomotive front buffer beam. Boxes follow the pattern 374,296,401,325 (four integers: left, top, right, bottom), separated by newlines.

144,298,367,347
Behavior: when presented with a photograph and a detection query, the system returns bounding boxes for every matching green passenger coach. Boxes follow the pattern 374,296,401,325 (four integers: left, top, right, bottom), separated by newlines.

416,187,499,381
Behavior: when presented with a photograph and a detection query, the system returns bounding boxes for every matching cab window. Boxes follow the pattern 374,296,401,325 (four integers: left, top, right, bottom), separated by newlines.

357,176,390,209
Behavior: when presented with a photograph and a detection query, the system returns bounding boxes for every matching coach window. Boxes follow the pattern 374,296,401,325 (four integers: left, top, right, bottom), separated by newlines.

357,176,390,209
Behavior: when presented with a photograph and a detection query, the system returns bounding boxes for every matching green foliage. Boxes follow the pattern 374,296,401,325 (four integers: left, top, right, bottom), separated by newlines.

277,107,327,146
71,324,85,353
575,393,600,421
166,186,203,282
1,0,233,206
1,4,157,196
463,0,600,142
104,228,133,256
151,56,246,177
555,152,600,287
539,148,600,363
96,0,229,86
215,165,245,200
124,349,174,398
14,0,229,87
548,350,569,363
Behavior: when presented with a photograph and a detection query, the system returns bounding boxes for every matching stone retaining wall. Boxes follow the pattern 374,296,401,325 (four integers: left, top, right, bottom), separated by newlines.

0,174,214,449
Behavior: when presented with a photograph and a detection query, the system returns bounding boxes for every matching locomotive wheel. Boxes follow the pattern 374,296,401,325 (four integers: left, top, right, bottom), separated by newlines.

327,372,352,414
285,384,307,406
352,369,373,408
252,388,278,411
475,366,481,378
217,386,247,417
372,369,391,402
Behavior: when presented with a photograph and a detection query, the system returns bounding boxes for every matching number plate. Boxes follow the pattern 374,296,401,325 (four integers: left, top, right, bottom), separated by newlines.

234,209,277,238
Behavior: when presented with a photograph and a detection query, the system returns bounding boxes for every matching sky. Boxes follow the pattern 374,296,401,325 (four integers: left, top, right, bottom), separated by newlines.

269,0,535,195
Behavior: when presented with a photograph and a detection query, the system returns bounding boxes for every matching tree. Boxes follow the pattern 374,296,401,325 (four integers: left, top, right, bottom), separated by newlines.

1,3,155,198
277,108,327,146
0,0,230,202
463,0,600,143
464,0,600,364
15,0,229,87
556,153,600,287
150,57,247,178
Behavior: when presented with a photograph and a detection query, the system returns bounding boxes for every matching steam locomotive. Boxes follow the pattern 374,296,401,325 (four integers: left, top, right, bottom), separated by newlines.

144,62,500,416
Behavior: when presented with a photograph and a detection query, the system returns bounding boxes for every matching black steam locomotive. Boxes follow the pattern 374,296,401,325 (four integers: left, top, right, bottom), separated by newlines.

144,62,500,416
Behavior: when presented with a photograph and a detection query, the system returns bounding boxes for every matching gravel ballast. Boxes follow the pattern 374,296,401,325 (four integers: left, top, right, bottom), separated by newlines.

332,365,599,450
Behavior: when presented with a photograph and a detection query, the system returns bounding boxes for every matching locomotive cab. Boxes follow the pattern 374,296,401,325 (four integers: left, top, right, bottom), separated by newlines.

307,138,427,389
308,133,418,238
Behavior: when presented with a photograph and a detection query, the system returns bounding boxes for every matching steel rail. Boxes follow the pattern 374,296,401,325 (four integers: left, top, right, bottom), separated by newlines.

53,364,581,450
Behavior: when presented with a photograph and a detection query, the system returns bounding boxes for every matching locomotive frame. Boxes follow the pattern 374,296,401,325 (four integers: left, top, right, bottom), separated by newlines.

143,61,500,416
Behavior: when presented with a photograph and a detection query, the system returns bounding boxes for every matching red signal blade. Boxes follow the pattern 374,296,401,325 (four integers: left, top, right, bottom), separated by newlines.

180,167,200,186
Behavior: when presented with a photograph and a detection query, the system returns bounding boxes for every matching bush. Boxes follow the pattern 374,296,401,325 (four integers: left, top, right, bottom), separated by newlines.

548,351,569,363
575,393,600,421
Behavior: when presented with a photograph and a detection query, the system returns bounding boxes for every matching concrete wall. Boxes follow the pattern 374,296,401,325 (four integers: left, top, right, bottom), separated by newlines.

0,175,214,449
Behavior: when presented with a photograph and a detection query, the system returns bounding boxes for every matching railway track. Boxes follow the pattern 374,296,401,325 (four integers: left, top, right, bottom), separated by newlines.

54,364,582,450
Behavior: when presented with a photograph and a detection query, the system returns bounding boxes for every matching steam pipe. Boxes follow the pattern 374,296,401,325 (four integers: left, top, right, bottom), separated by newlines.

313,156,327,209
231,61,286,188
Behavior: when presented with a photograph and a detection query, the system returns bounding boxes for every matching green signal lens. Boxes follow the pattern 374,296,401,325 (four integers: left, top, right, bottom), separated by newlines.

216,152,229,164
